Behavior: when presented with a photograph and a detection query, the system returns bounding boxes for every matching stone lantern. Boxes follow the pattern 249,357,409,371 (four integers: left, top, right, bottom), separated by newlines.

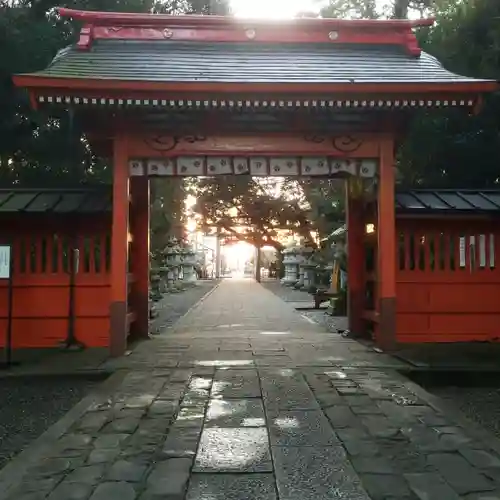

180,245,198,285
294,245,314,289
300,251,317,290
281,244,301,286
164,237,183,291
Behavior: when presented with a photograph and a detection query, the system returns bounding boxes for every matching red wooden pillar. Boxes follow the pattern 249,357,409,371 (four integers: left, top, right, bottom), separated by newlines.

377,137,397,349
130,176,150,339
109,134,130,357
346,181,365,335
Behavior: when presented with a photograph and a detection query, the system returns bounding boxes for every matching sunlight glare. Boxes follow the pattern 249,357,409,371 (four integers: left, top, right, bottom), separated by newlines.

186,219,197,232
224,241,255,270
230,0,421,19
231,0,321,18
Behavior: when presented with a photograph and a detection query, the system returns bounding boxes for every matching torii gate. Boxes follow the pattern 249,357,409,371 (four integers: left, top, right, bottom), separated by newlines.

14,8,496,356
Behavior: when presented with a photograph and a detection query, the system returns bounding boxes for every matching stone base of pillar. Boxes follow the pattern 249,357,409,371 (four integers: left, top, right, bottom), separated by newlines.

110,300,127,357
376,297,397,350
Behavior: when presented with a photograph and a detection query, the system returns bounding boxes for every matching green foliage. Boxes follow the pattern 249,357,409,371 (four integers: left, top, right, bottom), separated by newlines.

319,0,436,19
321,0,379,19
399,0,500,188
153,0,230,14
320,0,500,189
299,179,345,241
0,0,143,186
150,178,187,262
0,0,229,187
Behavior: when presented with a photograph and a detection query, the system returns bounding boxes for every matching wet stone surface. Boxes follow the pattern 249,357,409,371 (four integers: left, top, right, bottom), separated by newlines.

205,399,266,427
3,280,500,500
186,473,277,500
269,410,339,447
194,427,273,472
273,445,370,500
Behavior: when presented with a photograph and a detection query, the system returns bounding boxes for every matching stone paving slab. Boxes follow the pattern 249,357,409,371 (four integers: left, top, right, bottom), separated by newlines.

186,473,277,500
2,279,500,500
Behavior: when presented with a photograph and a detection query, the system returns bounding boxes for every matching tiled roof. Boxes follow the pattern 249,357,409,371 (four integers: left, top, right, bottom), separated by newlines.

33,40,484,84
326,190,500,241
0,188,111,214
395,190,500,213
1,188,498,216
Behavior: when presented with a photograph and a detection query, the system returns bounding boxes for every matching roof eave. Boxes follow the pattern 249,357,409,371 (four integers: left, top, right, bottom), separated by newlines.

13,74,499,95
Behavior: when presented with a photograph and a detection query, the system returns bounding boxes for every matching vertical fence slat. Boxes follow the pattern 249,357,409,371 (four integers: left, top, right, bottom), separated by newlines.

88,234,96,274
46,234,54,273
490,233,497,269
425,232,433,272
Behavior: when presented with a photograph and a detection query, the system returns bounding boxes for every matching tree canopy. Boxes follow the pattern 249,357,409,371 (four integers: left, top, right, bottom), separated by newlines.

190,176,316,250
2,0,500,245
398,0,500,188
0,0,230,187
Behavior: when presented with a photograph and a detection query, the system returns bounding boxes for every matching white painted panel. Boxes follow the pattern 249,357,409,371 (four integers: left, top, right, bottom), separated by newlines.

459,236,466,268
301,157,329,176
270,157,299,176
129,160,145,176
359,159,378,178
147,159,174,176
233,157,250,175
330,159,357,176
249,157,268,176
490,234,495,268
207,156,232,175
176,156,204,176
479,234,486,268
342,159,359,176
0,245,11,279
469,235,476,271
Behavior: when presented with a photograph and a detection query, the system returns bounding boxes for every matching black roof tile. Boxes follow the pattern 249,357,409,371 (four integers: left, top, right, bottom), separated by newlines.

0,188,499,217
0,193,39,212
396,190,500,213
0,188,111,214
28,40,487,84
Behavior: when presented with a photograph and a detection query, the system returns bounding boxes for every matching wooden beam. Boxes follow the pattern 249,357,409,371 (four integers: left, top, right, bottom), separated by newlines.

109,133,130,357
376,136,397,350
346,183,366,335
129,176,150,340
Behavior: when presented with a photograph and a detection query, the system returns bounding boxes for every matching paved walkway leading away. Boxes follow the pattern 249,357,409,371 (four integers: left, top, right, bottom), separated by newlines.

2,279,500,499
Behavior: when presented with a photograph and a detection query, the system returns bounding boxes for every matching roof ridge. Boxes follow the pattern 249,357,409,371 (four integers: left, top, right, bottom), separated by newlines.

58,8,434,29
56,7,432,57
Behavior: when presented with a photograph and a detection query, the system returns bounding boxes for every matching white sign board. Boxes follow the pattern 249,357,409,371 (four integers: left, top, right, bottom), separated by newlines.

0,245,11,279
459,237,466,268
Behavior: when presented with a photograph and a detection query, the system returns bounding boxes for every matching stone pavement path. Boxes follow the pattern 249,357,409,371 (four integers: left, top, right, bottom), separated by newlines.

3,279,500,499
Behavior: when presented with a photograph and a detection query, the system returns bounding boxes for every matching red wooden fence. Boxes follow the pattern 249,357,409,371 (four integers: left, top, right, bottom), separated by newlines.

0,216,111,348
396,218,500,343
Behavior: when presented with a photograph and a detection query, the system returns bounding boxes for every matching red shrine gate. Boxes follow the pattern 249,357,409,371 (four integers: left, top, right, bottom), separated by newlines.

14,9,496,356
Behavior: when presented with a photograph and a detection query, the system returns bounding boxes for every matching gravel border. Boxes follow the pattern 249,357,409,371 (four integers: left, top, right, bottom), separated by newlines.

261,280,349,333
0,371,126,499
150,280,219,334
260,279,312,302
400,372,500,457
0,375,105,470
